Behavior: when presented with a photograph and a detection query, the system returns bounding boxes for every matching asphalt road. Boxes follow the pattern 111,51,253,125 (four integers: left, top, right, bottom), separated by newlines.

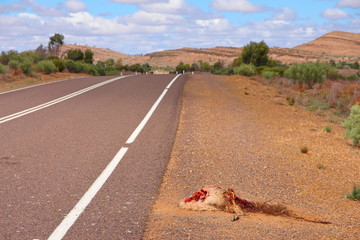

0,74,185,240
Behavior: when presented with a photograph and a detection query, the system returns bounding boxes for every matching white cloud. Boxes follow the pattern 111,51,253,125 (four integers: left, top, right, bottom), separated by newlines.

139,0,188,14
21,0,65,16
64,0,86,12
128,10,185,25
273,7,297,21
195,18,231,31
321,8,350,19
0,2,25,13
338,0,360,8
211,0,265,13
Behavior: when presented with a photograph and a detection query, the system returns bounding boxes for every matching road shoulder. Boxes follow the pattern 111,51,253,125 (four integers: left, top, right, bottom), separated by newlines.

143,74,360,239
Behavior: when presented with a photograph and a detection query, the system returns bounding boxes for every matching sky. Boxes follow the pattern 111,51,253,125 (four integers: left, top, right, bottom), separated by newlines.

0,0,359,54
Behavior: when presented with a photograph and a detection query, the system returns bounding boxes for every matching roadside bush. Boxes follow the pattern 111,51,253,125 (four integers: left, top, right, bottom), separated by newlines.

284,62,327,88
81,63,98,75
52,59,65,72
20,59,32,75
343,104,360,146
35,60,58,74
213,68,234,75
8,59,20,69
234,64,257,76
0,63,8,74
67,49,84,61
64,60,83,73
261,71,279,80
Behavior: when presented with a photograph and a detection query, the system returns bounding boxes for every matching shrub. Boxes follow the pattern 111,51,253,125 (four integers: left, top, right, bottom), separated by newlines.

0,63,8,74
325,126,332,133
234,64,257,76
20,59,32,75
241,41,269,66
35,60,58,74
8,59,20,69
346,185,360,200
300,146,308,153
284,62,327,88
67,49,84,61
261,71,279,80
52,59,65,72
343,105,360,146
64,60,82,73
84,49,94,64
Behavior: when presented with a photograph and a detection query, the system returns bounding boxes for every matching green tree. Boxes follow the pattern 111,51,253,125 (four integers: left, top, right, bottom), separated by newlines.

199,61,211,72
343,105,360,147
84,49,94,64
48,33,64,55
241,41,269,67
67,49,84,61
353,61,359,70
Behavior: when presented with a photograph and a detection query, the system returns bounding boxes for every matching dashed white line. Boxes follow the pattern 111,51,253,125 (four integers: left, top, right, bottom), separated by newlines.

0,76,128,124
47,74,181,240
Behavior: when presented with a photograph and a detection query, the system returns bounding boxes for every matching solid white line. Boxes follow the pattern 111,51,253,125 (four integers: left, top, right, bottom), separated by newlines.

126,74,181,144
47,74,181,240
47,147,129,240
0,77,84,96
0,76,128,124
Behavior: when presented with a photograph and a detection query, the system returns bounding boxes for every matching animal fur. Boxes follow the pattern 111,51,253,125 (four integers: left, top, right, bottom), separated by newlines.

180,187,331,224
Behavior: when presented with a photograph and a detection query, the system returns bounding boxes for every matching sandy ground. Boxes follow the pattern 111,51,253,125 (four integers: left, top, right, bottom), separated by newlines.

143,74,360,239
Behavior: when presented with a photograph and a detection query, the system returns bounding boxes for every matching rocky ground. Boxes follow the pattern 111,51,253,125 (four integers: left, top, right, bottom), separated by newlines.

143,74,360,239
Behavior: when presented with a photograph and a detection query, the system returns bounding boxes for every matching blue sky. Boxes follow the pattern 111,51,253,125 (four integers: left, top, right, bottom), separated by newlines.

0,0,359,54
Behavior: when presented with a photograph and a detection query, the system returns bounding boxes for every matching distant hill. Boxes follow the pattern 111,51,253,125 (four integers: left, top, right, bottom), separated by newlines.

57,31,360,68
294,31,360,57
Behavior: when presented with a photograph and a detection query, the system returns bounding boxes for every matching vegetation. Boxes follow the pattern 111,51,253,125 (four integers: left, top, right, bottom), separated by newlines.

241,41,269,67
325,126,332,133
300,146,308,153
284,62,327,89
0,63,7,74
343,105,360,147
35,60,58,74
346,185,360,200
233,64,257,76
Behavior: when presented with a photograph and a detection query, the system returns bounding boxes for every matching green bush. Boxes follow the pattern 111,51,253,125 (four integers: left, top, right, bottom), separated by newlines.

261,71,279,80
52,59,65,72
20,59,32,75
343,105,360,146
35,60,58,74
8,59,20,69
66,49,84,61
241,41,269,67
284,62,327,88
346,185,360,200
64,60,83,73
234,64,257,76
0,63,8,74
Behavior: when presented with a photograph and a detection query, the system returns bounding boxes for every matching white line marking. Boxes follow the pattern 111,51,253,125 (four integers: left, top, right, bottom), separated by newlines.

47,147,129,240
0,77,85,96
47,74,181,240
0,76,128,124
126,74,181,144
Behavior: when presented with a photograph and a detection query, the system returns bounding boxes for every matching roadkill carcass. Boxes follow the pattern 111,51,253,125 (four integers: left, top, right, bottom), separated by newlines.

179,186,331,224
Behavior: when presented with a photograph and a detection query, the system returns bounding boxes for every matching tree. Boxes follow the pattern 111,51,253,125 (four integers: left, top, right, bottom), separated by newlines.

67,49,84,61
48,33,64,55
84,49,94,64
241,41,269,67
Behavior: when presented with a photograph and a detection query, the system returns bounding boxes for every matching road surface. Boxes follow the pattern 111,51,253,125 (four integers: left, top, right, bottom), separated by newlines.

0,74,185,239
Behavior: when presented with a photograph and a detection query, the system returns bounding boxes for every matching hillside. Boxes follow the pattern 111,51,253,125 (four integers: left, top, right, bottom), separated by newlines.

294,31,360,57
58,31,360,68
